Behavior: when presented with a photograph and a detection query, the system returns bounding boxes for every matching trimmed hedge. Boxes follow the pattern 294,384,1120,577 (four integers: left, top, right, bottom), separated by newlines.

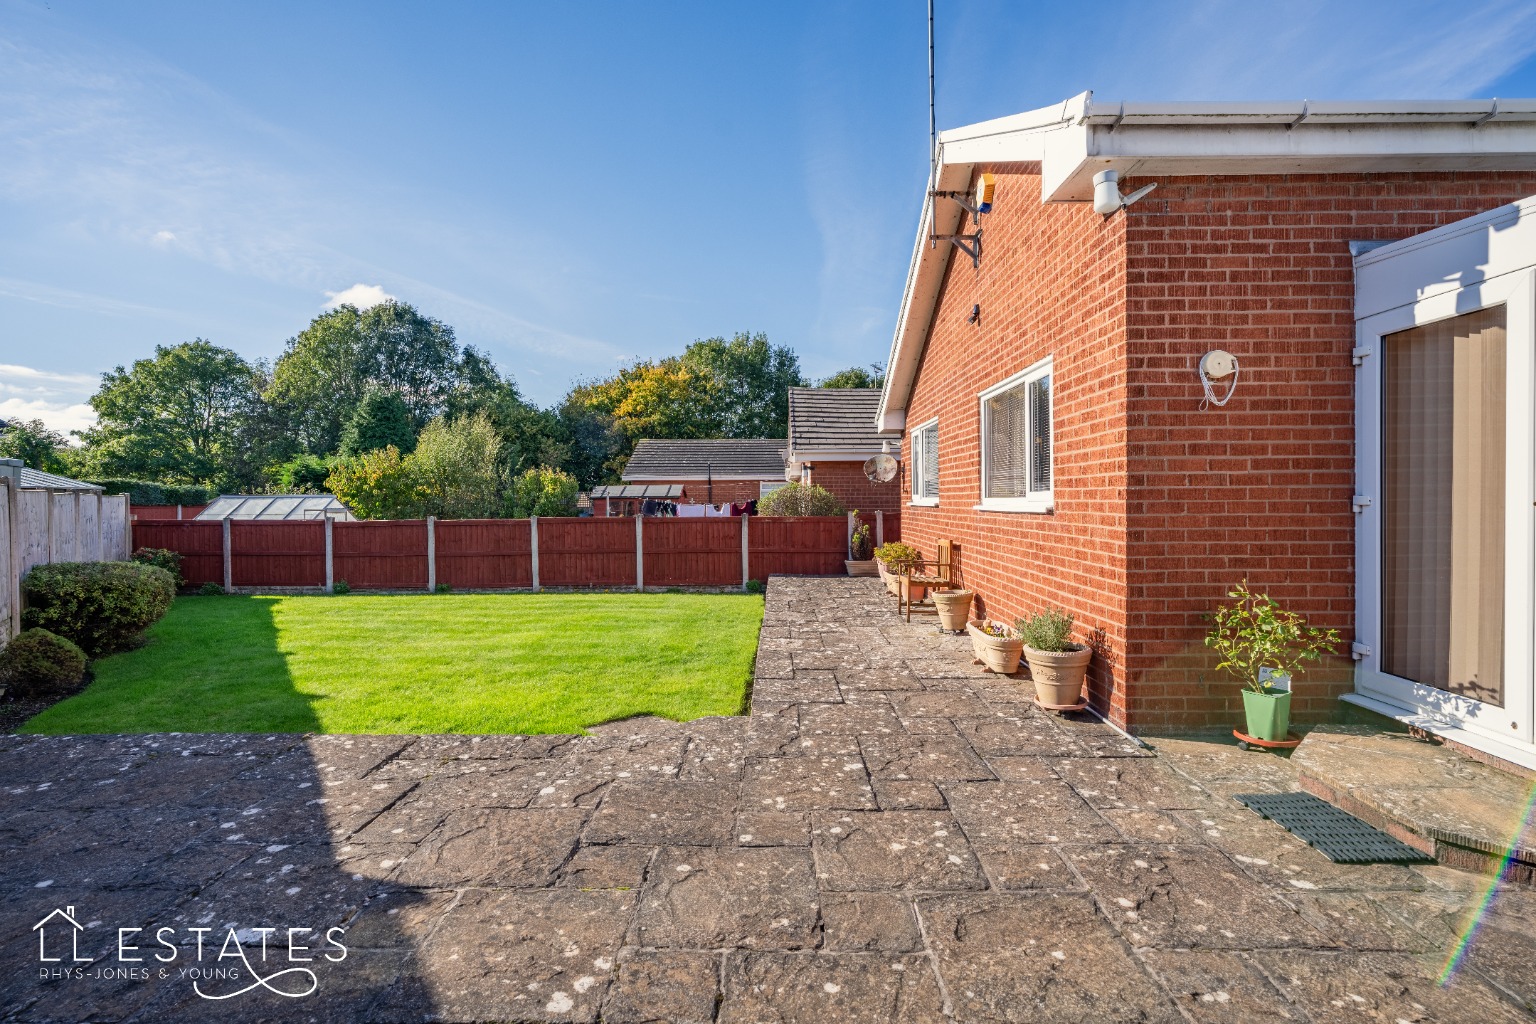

21,561,176,655
87,479,217,506
0,628,87,698
132,546,185,588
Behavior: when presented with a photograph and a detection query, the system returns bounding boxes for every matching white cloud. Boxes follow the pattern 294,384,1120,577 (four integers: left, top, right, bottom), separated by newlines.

151,229,176,244
0,363,100,436
0,397,96,436
322,283,396,310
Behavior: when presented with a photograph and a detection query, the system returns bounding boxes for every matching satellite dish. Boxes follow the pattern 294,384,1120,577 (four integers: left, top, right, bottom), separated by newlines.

864,453,898,483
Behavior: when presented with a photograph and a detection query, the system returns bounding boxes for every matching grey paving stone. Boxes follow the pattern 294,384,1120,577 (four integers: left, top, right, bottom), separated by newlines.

820,893,924,952
718,952,946,1024
889,689,990,719
811,810,987,891
918,893,1183,1024
953,713,1084,757
1178,807,1428,893
742,754,876,813
735,810,811,846
394,807,585,887
602,950,721,1024
872,779,947,810
1137,950,1300,1024
797,702,902,736
859,734,994,782
341,888,459,949
833,665,926,691
584,780,737,846
1051,757,1214,810
945,782,1119,846
632,847,820,950
1254,950,1535,1024
558,845,656,889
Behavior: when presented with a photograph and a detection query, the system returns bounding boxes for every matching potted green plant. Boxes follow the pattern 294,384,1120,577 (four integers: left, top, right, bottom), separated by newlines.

1017,608,1091,706
874,541,919,597
1204,580,1341,743
967,618,1023,674
846,517,876,576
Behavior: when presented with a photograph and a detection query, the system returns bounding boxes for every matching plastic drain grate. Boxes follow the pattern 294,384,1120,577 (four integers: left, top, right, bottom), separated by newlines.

1233,791,1433,864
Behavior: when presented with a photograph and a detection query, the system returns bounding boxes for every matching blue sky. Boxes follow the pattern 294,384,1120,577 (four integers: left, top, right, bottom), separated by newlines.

5,0,1536,434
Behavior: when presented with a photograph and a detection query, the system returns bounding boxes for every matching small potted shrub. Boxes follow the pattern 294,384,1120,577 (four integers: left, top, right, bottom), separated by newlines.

966,618,1023,674
846,518,876,577
1017,608,1091,706
874,541,919,597
1205,580,1341,743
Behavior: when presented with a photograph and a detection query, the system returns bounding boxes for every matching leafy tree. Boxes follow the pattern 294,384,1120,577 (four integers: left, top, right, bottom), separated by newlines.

411,412,504,519
505,465,580,517
73,341,270,488
0,418,71,474
267,301,468,455
756,482,845,516
818,363,886,389
276,454,336,493
325,446,422,520
681,332,805,438
556,396,627,488
339,387,417,457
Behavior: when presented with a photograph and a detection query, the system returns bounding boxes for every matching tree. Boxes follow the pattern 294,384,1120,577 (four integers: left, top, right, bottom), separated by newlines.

556,396,627,488
681,332,805,437
818,364,886,389
411,412,504,519
276,454,336,493
325,446,422,520
0,419,71,474
505,466,580,518
267,301,468,455
339,387,416,457
756,482,844,516
73,341,270,488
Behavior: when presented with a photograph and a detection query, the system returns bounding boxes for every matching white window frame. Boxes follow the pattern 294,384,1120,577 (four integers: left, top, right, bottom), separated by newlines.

909,418,939,506
976,357,1054,513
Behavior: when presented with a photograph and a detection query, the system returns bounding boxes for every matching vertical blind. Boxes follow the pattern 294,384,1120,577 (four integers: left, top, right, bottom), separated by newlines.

984,373,1050,497
917,422,938,498
1382,305,1505,706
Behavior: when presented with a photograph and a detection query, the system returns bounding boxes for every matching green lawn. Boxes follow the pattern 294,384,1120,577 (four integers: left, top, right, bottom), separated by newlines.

21,592,762,735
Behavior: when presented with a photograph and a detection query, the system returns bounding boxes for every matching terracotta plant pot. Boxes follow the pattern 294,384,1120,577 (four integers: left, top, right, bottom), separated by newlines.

1023,644,1091,706
932,589,974,631
876,559,900,596
845,559,878,577
967,619,1022,674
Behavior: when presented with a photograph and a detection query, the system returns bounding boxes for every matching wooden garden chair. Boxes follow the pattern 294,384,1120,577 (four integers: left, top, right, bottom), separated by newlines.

899,539,958,622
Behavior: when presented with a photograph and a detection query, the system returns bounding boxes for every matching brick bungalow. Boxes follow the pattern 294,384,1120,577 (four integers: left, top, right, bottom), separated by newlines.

876,93,1536,767
785,387,902,512
614,438,787,510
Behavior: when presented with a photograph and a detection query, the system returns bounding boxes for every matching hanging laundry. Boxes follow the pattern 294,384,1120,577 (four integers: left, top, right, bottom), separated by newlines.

676,504,708,518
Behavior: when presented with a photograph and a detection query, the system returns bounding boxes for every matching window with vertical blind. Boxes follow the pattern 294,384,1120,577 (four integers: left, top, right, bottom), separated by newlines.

911,419,939,505
1382,306,1506,706
978,358,1053,512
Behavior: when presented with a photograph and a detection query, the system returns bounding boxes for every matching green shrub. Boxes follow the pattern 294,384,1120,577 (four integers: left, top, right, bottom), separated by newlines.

745,579,765,595
88,480,217,506
20,561,176,655
1204,580,1342,693
506,465,580,518
275,454,336,493
849,517,873,560
757,482,845,517
131,547,184,588
198,581,225,596
332,580,351,595
435,583,453,594
874,541,919,569
0,628,87,698
325,446,423,520
1015,608,1079,652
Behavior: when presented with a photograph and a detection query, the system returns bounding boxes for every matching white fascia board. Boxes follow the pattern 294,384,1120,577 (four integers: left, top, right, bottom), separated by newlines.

785,449,883,462
876,411,905,433
620,473,784,482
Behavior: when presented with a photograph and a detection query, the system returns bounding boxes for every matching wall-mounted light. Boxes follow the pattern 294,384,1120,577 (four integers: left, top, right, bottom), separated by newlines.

1092,169,1157,216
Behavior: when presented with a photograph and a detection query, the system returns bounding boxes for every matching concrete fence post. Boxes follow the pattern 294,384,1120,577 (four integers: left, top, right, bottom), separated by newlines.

176,504,183,520
635,514,644,592
876,510,884,548
530,516,540,592
324,517,334,594
846,511,856,559
741,513,750,592
222,518,232,593
426,516,437,593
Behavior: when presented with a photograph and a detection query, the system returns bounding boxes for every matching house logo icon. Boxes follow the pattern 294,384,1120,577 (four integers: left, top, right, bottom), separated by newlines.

34,906,90,963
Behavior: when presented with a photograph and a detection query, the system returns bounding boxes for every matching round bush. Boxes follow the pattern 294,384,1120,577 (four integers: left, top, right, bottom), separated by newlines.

757,482,845,517
21,561,176,656
0,628,87,698
132,546,185,588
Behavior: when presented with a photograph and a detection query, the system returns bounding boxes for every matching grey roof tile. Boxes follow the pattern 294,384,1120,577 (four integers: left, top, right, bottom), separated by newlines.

622,439,786,479
787,388,886,454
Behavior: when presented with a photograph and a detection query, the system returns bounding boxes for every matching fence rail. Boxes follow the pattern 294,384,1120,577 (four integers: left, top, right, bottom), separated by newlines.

131,511,901,593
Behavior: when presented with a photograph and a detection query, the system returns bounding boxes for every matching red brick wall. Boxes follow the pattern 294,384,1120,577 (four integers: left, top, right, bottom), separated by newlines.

1120,170,1536,732
901,164,1536,733
900,165,1133,720
805,460,903,512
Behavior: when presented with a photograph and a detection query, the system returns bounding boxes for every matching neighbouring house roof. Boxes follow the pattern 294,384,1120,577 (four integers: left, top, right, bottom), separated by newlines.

17,466,101,492
621,439,786,481
787,388,888,460
591,484,686,499
195,495,355,521
877,91,1536,430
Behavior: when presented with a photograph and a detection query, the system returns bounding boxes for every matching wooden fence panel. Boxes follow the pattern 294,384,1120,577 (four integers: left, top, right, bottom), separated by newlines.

748,516,847,579
16,490,50,578
333,520,429,590
133,522,225,586
102,495,130,559
435,519,533,589
77,494,102,562
0,483,12,642
885,512,900,542
643,519,740,586
538,517,636,587
231,521,325,587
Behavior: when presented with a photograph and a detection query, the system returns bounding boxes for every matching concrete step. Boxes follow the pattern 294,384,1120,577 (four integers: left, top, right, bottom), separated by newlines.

1293,724,1536,883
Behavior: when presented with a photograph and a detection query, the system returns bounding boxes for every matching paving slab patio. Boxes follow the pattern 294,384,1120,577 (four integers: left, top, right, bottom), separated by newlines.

1,576,1533,1022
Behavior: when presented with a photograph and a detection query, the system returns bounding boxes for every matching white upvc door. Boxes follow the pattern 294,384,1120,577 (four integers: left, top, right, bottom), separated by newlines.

1352,196,1536,768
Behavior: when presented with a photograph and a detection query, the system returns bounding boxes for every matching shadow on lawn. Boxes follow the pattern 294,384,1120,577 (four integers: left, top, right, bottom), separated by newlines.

0,597,445,1020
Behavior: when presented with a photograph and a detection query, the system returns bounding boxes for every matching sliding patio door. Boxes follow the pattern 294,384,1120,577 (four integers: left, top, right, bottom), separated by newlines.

1353,197,1536,766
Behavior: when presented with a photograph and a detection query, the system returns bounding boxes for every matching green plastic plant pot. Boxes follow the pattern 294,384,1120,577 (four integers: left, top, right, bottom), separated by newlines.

1241,686,1292,742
